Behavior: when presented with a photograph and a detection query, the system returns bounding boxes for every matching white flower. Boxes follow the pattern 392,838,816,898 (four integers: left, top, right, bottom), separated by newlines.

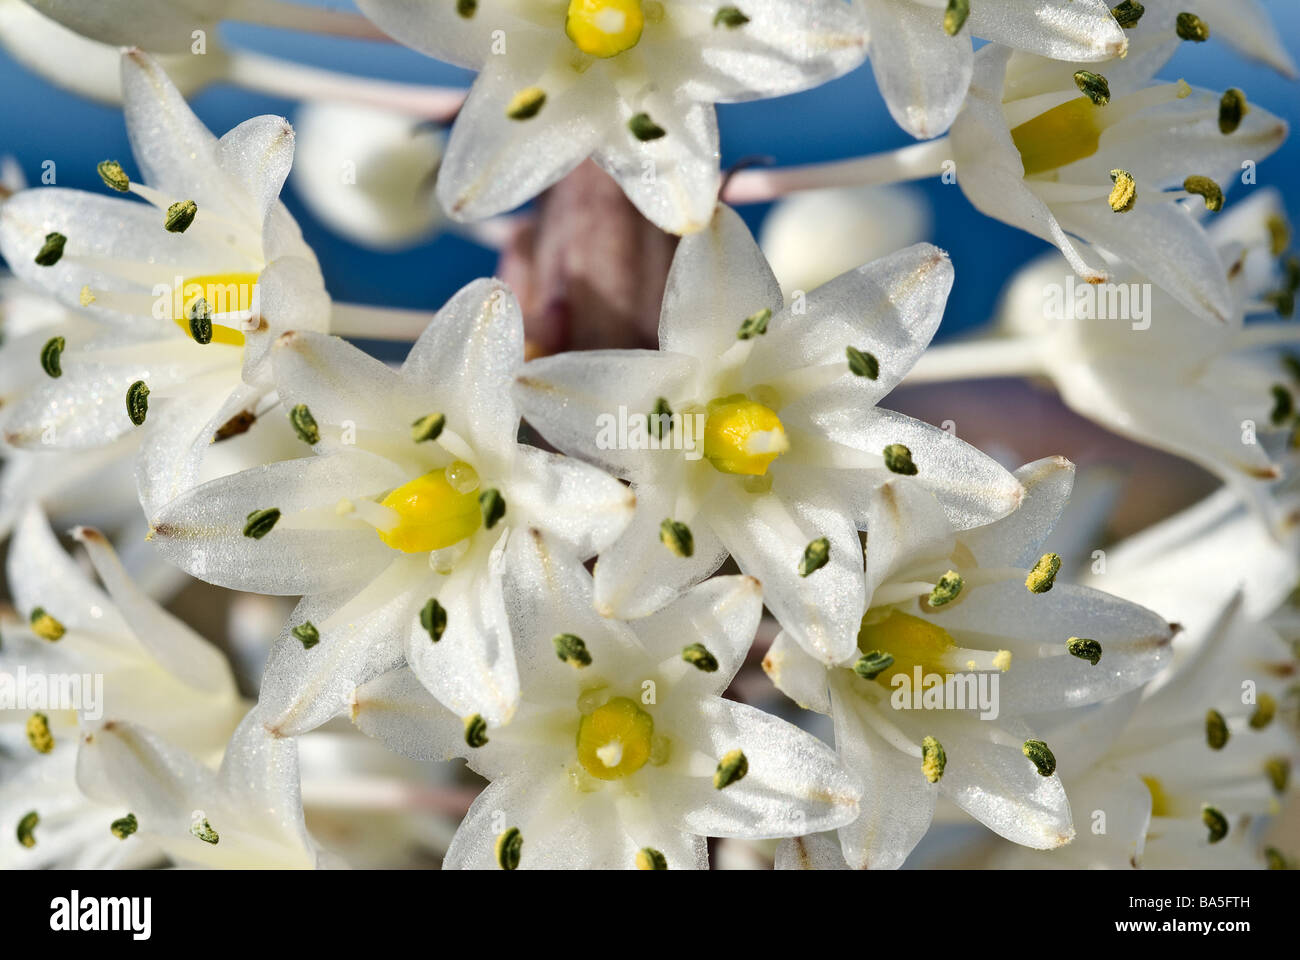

0,51,330,518
764,457,1174,867
515,205,1022,665
855,0,1127,139
0,506,249,867
351,529,861,869
147,279,635,735
1138,0,1297,78
356,0,867,234
290,101,446,251
948,38,1287,324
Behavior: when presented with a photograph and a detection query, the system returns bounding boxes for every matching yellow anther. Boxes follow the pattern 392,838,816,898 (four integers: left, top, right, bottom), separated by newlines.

703,395,789,476
565,0,644,58
376,465,483,553
173,273,257,346
576,696,654,780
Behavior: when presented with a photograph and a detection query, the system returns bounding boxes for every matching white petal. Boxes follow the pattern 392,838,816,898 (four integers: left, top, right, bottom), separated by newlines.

637,574,764,696
7,504,125,635
508,445,635,557
969,0,1127,62
355,0,527,70
774,831,849,869
960,455,1075,569
761,630,832,715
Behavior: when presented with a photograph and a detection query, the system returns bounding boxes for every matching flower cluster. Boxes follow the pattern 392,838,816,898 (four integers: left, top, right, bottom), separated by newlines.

0,0,1296,872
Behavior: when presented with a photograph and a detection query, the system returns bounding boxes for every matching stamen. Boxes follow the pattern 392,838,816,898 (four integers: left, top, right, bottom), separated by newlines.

553,633,593,668
1025,553,1061,593
1073,70,1111,106
660,518,694,557
290,404,320,445
40,336,65,378
26,713,54,754
1067,637,1103,665
1271,385,1294,426
1108,169,1137,213
713,6,749,28
505,87,546,120
714,749,749,789
17,811,38,848
636,847,668,870
495,827,523,869
1183,175,1223,212
478,488,506,530
126,380,149,426
628,112,666,141
34,232,66,266
854,650,894,680
1022,739,1056,776
943,0,969,36
421,598,447,642
1219,89,1247,135
798,537,830,577
243,508,281,539
927,571,963,607
464,714,489,748
97,160,130,192
1200,804,1228,844
1111,1,1144,28
1175,12,1209,43
110,813,138,840
190,817,219,844
292,622,320,649
921,736,946,783
164,200,198,234
1266,756,1290,792
846,346,879,379
650,397,673,440
882,443,917,475
411,412,446,443
682,642,719,672
1205,708,1230,750
29,607,65,641
737,307,771,340
1248,693,1276,729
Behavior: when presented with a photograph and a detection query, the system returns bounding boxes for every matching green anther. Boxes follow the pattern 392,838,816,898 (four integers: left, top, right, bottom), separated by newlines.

1272,385,1294,426
289,404,320,445
1201,804,1228,844
190,817,219,844
126,380,149,426
1284,353,1300,381
1025,553,1062,593
553,632,592,668
243,508,281,539
1219,88,1247,135
737,307,771,340
650,397,673,440
928,571,963,607
421,598,447,642
1073,70,1111,106
1266,756,1290,793
921,736,946,783
478,488,506,529
1175,11,1209,42
1268,214,1290,256
883,443,918,476
292,622,320,650
1023,739,1056,777
35,232,67,266
846,345,879,379
1108,169,1137,213
188,297,213,344
464,714,489,748
411,412,446,443
17,811,38,849
26,713,54,754
1110,1,1144,29
165,200,198,233
1183,175,1223,212
714,749,749,789
636,847,668,870
1067,636,1103,666
681,642,719,672
943,0,969,36
505,87,546,120
660,519,694,557
798,537,830,577
713,6,749,27
1265,847,1288,870
30,607,65,641
495,826,522,869
97,160,130,192
456,0,476,16
628,112,666,141
854,650,894,681
1274,289,1297,319
1249,692,1276,729
40,336,65,378
110,813,138,840
1205,708,1230,750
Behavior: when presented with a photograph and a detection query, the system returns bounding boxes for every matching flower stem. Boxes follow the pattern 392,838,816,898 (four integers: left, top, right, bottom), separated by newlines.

229,0,394,40
904,337,1046,384
721,138,954,205
225,51,466,123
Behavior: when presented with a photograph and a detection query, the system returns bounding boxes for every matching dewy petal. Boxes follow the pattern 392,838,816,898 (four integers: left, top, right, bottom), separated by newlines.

508,446,635,558
861,477,955,601
147,451,405,594
711,488,865,665
951,45,1109,283
657,697,860,839
658,203,783,361
243,256,331,383
355,0,532,71
27,0,224,53
436,52,613,223
762,630,832,715
8,504,126,635
969,0,1127,62
858,0,973,139
830,682,936,869
217,114,296,226
402,278,525,461
774,830,849,869
351,666,472,765
594,96,719,236
960,456,1075,569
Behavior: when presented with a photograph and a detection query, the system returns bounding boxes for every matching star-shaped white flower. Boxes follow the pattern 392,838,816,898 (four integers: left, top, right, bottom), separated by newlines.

356,0,867,234
856,0,1127,139
765,458,1175,868
0,50,330,519
352,528,861,869
148,278,635,736
948,34,1287,324
515,205,1023,665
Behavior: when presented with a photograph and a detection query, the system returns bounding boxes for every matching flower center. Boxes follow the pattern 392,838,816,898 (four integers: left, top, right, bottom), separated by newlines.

576,696,654,780
1009,97,1103,177
703,395,789,476
173,273,259,346
565,0,644,58
858,610,959,686
375,463,483,554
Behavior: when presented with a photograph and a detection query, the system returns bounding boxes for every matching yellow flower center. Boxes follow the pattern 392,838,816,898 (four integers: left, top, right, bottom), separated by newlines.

565,0,644,58
703,395,789,476
1009,97,1103,177
576,696,654,780
173,273,258,346
859,610,960,686
375,463,482,553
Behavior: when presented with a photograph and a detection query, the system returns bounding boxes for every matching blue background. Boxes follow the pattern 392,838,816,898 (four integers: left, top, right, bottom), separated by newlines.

1,0,1296,348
